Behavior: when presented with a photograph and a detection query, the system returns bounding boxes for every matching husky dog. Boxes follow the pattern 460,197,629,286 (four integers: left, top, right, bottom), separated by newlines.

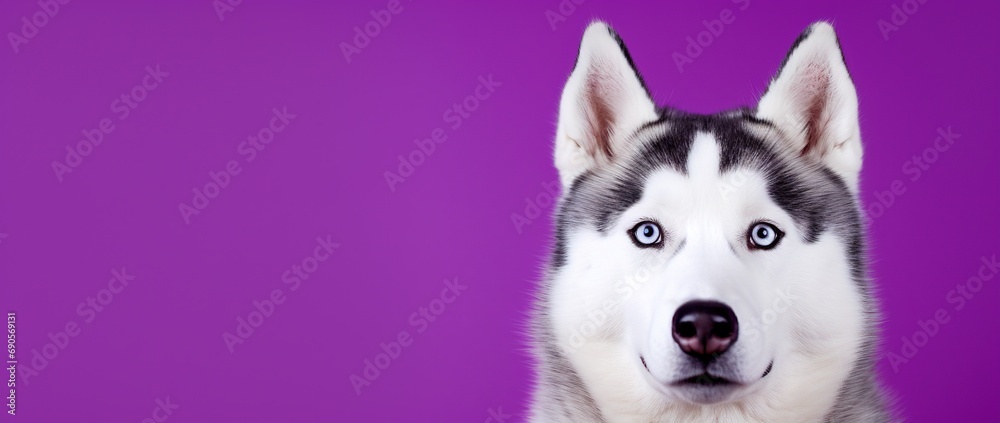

530,21,890,422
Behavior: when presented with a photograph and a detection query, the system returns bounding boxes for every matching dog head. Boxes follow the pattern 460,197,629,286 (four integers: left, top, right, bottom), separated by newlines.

546,21,867,411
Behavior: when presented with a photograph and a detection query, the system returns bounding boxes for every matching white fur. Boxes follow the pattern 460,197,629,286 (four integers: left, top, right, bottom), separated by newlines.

536,21,874,422
546,134,864,422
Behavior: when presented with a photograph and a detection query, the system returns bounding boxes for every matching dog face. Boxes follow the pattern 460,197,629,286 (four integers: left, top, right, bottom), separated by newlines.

546,22,867,411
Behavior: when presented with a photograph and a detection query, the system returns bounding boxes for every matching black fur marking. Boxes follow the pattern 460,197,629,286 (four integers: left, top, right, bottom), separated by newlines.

739,110,775,127
540,111,880,419
605,25,653,100
774,24,814,82
555,110,857,248
533,22,888,422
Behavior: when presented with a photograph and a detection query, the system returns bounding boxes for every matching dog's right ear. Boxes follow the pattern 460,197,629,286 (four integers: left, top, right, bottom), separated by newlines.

554,21,658,188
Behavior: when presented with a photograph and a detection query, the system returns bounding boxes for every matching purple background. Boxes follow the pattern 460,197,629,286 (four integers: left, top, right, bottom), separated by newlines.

1,1,998,422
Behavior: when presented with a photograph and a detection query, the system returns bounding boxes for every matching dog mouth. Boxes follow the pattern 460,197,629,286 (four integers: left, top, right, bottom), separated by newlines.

672,373,738,387
640,355,738,386
640,355,774,386
761,360,773,378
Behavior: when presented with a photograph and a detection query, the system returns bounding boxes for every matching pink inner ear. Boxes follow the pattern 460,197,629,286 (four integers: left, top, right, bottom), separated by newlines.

582,76,616,160
795,61,833,157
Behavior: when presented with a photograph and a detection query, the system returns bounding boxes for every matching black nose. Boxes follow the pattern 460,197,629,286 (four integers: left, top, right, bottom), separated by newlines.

672,301,738,361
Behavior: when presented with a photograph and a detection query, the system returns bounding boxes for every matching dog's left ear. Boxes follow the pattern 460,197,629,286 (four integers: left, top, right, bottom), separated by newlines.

757,22,862,191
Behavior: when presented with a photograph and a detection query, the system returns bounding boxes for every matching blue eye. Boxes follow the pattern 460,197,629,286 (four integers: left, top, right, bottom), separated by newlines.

748,222,783,250
631,221,663,247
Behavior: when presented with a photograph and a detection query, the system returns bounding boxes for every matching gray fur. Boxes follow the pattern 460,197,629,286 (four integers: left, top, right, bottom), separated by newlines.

529,24,894,422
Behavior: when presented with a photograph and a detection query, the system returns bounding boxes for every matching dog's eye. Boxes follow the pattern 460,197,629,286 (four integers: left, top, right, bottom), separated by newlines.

747,222,783,250
630,221,663,247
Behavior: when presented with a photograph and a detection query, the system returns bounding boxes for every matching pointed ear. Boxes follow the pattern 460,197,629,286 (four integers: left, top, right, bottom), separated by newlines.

757,22,862,190
555,21,658,188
